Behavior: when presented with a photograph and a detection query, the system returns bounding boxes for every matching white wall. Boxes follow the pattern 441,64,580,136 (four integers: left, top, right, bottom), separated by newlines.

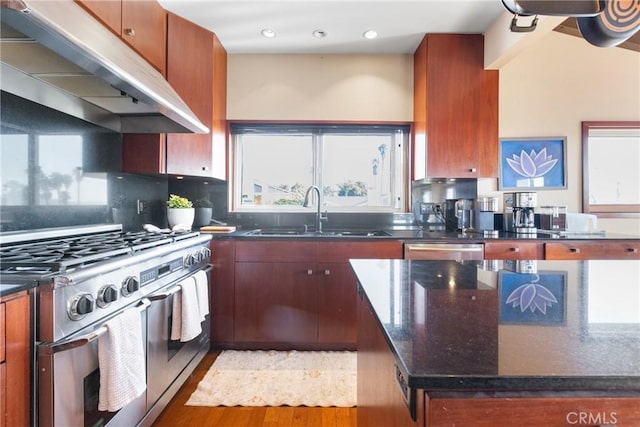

227,54,413,121
484,31,640,236
227,39,639,235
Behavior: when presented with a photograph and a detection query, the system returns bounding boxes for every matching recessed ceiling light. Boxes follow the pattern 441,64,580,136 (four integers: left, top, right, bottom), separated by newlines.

261,28,276,38
312,29,327,38
363,30,378,40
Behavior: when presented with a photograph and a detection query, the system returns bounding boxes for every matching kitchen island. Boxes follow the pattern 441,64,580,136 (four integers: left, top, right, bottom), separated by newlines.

350,258,640,427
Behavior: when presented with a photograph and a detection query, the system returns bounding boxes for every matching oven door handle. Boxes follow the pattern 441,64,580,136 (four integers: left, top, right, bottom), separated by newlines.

50,298,151,353
147,264,213,302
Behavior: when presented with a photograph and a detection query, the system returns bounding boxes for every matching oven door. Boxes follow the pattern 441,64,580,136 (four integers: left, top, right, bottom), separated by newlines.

37,300,149,427
145,265,212,415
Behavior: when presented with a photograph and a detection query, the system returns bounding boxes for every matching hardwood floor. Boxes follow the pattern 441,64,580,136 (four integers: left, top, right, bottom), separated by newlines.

152,351,358,427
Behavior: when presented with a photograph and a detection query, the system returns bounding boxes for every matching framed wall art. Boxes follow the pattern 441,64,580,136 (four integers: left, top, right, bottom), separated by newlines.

499,137,567,191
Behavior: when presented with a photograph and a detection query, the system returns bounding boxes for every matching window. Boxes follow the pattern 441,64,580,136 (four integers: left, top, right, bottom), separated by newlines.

582,121,640,217
231,123,408,212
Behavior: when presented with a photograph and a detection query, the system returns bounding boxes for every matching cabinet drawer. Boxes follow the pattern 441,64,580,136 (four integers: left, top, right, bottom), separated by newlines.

428,396,640,426
484,242,543,260
545,241,640,260
235,241,317,262
318,241,403,263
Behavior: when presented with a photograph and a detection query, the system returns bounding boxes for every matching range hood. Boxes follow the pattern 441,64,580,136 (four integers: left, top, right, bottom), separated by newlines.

0,0,209,134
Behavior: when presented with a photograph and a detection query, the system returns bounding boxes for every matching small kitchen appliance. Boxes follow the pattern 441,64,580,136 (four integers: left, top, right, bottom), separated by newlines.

414,202,445,231
503,192,537,234
444,199,474,232
477,196,499,231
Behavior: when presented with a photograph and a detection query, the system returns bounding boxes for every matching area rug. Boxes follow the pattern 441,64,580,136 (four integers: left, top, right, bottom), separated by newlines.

185,350,357,407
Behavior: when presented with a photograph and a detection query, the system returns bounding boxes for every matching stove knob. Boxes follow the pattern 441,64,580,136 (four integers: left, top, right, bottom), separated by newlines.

97,285,119,308
121,276,140,297
199,247,211,261
69,293,94,320
184,253,198,267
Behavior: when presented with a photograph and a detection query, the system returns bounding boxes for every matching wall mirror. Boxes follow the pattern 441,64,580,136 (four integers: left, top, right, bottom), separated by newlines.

582,121,640,217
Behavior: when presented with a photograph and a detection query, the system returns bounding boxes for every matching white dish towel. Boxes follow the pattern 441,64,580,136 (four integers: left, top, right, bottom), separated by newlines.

171,276,202,342
98,307,146,412
194,270,210,321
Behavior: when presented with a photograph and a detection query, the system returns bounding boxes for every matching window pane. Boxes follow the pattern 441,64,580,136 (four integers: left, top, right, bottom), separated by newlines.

0,133,29,206
239,134,313,207
323,134,393,208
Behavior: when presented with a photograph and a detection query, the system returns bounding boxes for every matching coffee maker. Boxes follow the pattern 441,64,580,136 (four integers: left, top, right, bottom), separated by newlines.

503,192,537,233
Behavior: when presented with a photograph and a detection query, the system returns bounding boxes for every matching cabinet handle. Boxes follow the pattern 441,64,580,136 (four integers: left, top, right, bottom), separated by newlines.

202,166,209,171
509,247,520,252
570,248,581,253
124,28,135,37
307,269,313,275
627,248,638,253
324,270,330,276
469,167,477,173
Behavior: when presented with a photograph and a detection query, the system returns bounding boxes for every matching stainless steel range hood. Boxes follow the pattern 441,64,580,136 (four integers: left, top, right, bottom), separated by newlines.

0,0,209,134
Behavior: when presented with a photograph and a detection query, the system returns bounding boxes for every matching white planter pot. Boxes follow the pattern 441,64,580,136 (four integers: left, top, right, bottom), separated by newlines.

167,208,195,229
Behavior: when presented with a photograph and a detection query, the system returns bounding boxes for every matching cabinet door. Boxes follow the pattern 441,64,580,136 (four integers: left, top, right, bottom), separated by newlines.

545,241,640,260
317,262,357,346
210,240,235,344
234,262,318,344
413,34,498,179
121,0,167,75
484,241,544,260
2,292,30,427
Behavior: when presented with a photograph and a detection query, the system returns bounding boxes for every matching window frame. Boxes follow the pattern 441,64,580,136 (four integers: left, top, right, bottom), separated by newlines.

229,121,410,213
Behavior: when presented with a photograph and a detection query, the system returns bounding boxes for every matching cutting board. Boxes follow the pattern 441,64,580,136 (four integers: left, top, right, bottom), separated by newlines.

200,225,237,233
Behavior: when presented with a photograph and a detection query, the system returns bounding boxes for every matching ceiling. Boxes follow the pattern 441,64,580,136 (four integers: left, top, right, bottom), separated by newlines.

158,0,506,54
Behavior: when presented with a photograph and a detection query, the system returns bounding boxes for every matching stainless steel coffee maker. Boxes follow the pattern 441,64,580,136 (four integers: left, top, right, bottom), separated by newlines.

444,198,474,232
503,192,537,234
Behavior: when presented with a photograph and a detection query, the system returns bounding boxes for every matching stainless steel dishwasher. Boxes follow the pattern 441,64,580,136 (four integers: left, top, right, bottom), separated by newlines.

403,243,484,260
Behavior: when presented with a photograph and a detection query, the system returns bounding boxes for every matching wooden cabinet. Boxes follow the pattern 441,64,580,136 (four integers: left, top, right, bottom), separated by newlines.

484,241,544,260
545,241,640,260
0,291,31,427
226,239,403,349
426,394,640,426
76,0,167,75
413,34,498,179
122,13,227,179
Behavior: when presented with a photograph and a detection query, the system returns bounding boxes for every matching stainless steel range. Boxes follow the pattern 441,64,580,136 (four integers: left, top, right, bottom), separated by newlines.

0,224,212,427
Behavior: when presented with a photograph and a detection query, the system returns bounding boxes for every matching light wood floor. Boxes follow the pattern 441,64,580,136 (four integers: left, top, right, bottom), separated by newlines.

152,352,358,427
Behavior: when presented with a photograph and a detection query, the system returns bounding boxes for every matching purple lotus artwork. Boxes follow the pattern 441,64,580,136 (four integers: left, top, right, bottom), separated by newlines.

505,275,558,315
499,138,566,190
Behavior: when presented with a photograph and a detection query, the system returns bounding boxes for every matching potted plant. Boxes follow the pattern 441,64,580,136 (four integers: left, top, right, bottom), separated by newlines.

193,196,213,227
166,194,194,229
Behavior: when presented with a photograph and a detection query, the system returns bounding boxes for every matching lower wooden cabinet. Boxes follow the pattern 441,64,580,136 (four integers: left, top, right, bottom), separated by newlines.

214,239,402,349
426,394,640,426
484,241,544,260
0,291,31,427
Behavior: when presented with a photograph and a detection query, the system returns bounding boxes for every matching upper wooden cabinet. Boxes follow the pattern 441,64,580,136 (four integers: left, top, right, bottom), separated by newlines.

413,34,498,179
122,13,228,179
76,0,167,75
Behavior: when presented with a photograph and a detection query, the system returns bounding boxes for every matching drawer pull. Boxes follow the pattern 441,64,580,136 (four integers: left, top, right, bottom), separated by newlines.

570,248,581,253
628,248,638,253
124,28,136,37
509,247,520,252
307,269,313,275
324,270,330,276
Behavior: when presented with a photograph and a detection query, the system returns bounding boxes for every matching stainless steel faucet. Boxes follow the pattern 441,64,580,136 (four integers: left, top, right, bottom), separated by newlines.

303,185,328,232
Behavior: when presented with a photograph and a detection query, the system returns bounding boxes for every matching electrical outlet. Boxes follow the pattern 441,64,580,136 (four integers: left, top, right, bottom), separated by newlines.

137,199,146,215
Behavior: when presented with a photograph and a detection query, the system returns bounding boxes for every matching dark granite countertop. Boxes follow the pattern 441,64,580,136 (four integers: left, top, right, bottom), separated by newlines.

350,258,640,392
0,281,36,299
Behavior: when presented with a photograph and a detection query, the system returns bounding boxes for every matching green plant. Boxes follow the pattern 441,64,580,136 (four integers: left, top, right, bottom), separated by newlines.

193,196,213,208
167,194,193,209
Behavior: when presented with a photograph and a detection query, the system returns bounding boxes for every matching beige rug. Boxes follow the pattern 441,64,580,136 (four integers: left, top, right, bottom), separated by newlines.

185,350,357,407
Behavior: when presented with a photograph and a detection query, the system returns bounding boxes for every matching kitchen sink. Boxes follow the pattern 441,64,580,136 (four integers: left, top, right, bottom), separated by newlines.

246,228,390,237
